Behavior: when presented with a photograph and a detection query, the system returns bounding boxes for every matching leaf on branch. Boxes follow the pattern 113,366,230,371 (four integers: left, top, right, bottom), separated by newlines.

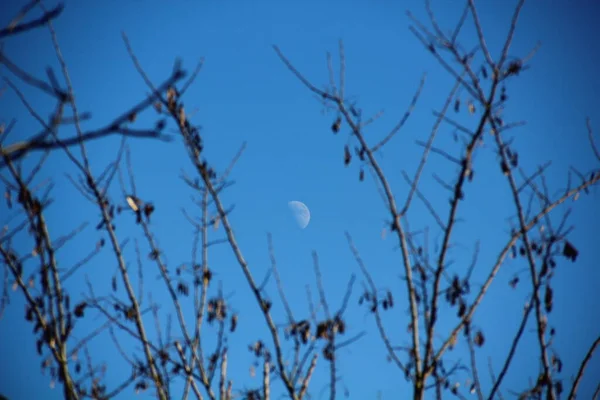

208,298,227,323
555,380,563,396
230,314,238,332
148,249,159,260
505,60,523,77
544,285,553,313
316,321,329,339
466,167,474,182
159,349,169,367
457,301,466,317
143,203,155,222
134,380,149,394
474,331,485,347
25,305,34,321
386,291,394,309
344,145,351,166
450,383,459,395
167,87,177,112
323,343,334,361
177,281,189,296
126,195,141,212
509,152,519,168
331,117,341,133
74,302,87,318
125,306,136,320
203,268,212,286
96,218,106,230
156,119,166,130
249,340,265,357
563,240,578,262
468,100,475,115
500,86,508,102
551,354,563,373
509,276,519,289
356,146,365,161
334,314,346,334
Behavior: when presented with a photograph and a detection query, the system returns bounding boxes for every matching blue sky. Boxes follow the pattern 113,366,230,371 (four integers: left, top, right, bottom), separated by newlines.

1,0,599,399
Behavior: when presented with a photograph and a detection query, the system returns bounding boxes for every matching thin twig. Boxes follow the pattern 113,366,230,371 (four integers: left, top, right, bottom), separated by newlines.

568,336,600,400
0,3,64,38
371,73,426,153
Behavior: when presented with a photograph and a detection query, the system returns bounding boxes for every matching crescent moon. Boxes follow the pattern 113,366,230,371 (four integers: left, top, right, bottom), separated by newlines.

288,201,311,229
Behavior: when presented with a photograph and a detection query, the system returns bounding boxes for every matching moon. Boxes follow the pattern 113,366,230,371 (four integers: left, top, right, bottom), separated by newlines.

288,201,311,229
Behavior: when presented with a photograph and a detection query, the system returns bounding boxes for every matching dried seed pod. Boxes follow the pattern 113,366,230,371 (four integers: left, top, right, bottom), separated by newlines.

468,101,475,115
344,145,351,166
144,203,155,221
474,331,485,347
126,195,141,212
331,117,341,133
230,314,238,332
481,66,488,79
563,241,578,261
544,286,553,313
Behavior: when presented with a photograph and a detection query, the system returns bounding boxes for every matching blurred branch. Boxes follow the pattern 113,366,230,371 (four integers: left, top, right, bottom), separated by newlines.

587,118,600,162
371,73,426,153
0,2,64,39
0,70,184,168
568,336,600,400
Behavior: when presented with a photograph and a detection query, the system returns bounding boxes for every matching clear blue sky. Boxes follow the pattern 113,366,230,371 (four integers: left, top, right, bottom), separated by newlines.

1,0,599,399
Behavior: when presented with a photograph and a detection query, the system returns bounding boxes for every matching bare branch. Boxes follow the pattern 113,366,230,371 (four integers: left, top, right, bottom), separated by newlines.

371,73,426,153
587,118,600,162
568,336,600,400
0,3,64,39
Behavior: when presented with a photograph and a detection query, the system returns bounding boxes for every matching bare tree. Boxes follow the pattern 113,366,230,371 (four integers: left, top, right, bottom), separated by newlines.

1,1,599,400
